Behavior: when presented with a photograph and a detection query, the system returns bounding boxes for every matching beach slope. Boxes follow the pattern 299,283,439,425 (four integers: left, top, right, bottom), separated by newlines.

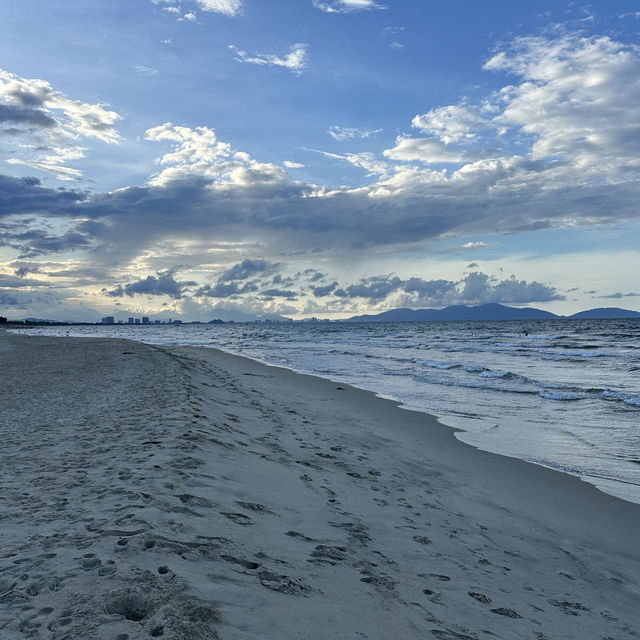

1,331,639,639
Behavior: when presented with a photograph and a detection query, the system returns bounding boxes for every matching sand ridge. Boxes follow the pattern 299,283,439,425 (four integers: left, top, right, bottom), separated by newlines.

1,331,639,639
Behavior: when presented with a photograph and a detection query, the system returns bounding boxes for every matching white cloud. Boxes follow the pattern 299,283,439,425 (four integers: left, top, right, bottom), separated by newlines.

4,30,640,318
153,1,180,14
381,25,406,49
135,65,159,76
7,158,83,180
461,242,490,249
195,0,242,15
0,68,120,180
144,123,232,184
308,148,388,176
152,0,242,17
412,105,489,144
313,0,384,13
383,137,467,163
229,44,308,75
284,161,305,169
328,125,382,141
483,34,640,179
384,32,640,188
143,122,290,188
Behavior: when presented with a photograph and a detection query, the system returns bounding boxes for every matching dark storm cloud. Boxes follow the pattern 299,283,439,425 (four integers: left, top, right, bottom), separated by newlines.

338,276,405,300
324,271,563,306
0,289,21,305
104,270,195,299
14,265,32,277
0,228,93,258
271,274,294,286
192,258,283,299
457,272,564,304
404,277,456,296
2,164,640,268
0,104,57,128
218,258,280,282
196,280,259,298
76,173,640,262
307,270,325,282
260,288,298,300
312,281,338,297
0,175,87,218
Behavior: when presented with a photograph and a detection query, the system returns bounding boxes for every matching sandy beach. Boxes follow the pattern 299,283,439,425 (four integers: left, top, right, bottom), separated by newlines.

1,330,639,640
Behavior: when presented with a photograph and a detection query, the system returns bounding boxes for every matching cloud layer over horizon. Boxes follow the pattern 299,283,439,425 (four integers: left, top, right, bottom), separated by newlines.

1,3,639,320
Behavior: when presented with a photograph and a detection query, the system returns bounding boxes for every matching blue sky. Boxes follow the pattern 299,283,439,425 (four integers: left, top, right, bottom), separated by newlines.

1,0,639,321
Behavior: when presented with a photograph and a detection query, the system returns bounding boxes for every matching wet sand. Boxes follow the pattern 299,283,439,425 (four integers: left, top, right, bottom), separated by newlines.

1,331,639,639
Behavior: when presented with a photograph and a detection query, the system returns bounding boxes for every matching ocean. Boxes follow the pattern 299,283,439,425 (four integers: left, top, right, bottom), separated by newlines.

13,318,640,504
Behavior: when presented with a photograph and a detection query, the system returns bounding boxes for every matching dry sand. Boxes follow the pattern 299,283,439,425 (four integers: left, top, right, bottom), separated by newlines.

1,330,639,639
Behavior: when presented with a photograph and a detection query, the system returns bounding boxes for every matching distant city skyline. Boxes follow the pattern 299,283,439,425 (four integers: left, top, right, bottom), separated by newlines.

1,1,639,321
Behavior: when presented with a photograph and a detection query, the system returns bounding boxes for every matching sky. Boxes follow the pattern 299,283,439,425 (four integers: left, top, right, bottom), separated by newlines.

1,0,639,321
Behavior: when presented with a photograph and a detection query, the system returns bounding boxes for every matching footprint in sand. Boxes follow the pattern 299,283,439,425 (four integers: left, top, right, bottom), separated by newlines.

285,530,316,542
428,573,451,582
549,599,590,615
98,560,117,576
308,545,347,565
220,555,261,570
80,553,101,570
235,501,273,514
105,587,151,622
360,572,397,590
258,570,310,595
490,607,522,618
221,512,253,525
468,591,491,603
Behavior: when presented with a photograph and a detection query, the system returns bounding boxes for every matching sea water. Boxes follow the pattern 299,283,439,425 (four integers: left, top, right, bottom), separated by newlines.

14,319,640,504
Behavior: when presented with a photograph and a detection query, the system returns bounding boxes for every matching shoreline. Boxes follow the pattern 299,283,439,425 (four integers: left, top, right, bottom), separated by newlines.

181,344,640,547
9,324,640,507
192,342,640,508
1,331,639,639
182,338,640,510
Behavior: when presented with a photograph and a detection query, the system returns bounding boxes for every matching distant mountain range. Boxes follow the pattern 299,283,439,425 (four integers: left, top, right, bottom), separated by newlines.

566,307,640,319
347,303,640,322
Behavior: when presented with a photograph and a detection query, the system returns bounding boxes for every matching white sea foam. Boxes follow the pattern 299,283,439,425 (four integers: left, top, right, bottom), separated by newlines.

479,370,508,378
603,390,640,407
414,358,458,369
538,389,583,401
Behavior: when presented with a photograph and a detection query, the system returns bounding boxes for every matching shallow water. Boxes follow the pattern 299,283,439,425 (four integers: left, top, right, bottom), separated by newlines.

13,318,640,504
